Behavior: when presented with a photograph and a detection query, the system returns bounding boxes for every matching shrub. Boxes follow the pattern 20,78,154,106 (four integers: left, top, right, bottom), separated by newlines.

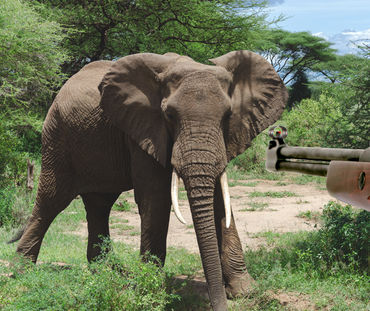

0,115,29,187
280,94,344,148
245,201,369,278
0,185,16,227
293,201,369,275
1,109,43,155
3,247,176,310
319,201,369,270
230,130,270,173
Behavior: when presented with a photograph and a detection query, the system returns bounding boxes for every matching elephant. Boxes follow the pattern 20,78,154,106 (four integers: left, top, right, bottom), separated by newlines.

15,51,287,311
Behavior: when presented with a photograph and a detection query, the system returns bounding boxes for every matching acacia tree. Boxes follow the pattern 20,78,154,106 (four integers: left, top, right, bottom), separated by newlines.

287,70,311,109
0,0,69,188
256,29,336,84
33,0,273,75
311,54,366,83
334,47,370,148
0,0,69,109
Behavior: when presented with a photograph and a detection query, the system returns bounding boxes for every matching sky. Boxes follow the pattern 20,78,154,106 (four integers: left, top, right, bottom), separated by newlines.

266,0,370,54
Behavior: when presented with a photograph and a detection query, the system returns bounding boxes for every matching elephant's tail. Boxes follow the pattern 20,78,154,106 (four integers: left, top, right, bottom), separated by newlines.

7,227,25,244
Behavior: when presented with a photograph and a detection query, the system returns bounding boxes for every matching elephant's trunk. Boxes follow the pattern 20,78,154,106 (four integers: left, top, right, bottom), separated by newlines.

182,164,228,311
171,122,229,310
171,170,231,229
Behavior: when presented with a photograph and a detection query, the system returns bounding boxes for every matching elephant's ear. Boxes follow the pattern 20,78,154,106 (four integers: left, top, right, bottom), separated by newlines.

99,53,179,167
209,50,288,161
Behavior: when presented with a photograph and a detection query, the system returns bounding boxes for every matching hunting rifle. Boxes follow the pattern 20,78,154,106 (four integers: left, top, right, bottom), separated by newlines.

266,126,370,211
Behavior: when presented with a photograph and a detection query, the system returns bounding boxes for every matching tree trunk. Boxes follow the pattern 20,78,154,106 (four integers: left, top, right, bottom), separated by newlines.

27,159,34,191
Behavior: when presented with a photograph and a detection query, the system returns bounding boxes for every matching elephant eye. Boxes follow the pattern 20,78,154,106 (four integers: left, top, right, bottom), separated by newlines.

224,108,232,119
222,108,232,126
164,106,177,123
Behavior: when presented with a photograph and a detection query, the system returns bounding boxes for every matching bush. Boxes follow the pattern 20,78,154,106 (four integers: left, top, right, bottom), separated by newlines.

0,186,16,227
1,109,43,155
279,94,344,148
291,202,369,275
0,115,29,187
319,202,369,270
230,130,270,173
245,201,369,278
2,248,176,311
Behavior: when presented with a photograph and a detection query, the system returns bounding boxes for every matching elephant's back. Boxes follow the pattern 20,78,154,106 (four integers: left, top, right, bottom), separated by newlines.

42,60,132,193
54,60,113,121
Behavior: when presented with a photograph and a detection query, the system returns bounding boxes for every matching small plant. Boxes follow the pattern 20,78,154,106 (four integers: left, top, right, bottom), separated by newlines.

130,231,140,236
290,174,326,185
226,165,250,180
110,223,135,231
276,181,288,186
186,224,194,229
240,202,269,212
112,200,134,212
240,181,259,187
228,180,239,187
297,210,321,222
125,192,135,198
248,191,298,198
295,199,309,204
178,191,188,200
231,195,242,199
229,180,258,187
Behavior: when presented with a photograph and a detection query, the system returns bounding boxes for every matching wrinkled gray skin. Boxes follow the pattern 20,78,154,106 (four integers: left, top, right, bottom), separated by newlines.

16,51,287,311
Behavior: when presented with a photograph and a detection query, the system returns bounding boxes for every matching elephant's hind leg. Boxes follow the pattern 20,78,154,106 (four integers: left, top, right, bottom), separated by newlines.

16,169,75,263
81,192,120,262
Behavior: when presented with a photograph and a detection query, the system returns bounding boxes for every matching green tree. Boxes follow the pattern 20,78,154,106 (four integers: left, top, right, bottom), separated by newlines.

287,70,311,109
0,0,69,110
331,47,370,148
256,29,336,84
281,94,344,148
0,0,69,191
281,48,369,149
33,0,274,75
312,54,365,83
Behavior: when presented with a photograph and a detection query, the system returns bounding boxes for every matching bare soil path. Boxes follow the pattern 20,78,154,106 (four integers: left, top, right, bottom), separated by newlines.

72,174,334,253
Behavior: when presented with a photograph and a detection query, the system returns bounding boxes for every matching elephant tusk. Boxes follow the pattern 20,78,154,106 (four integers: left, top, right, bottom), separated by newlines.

220,171,231,229
171,169,186,224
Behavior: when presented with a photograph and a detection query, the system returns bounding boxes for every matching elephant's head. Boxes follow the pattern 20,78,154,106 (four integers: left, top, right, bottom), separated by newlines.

99,51,287,310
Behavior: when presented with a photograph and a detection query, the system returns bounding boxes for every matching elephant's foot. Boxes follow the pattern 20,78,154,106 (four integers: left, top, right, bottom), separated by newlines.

225,271,256,299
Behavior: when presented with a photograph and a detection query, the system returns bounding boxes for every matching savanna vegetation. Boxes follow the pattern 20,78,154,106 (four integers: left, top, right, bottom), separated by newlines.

0,0,369,309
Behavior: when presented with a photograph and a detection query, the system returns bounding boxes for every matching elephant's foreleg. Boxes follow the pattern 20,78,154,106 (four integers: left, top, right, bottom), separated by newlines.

129,144,172,265
82,192,120,262
214,180,255,298
16,171,74,263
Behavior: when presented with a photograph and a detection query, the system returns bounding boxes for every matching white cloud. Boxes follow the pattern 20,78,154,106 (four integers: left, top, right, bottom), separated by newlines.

315,29,370,54
342,29,370,42
313,32,328,40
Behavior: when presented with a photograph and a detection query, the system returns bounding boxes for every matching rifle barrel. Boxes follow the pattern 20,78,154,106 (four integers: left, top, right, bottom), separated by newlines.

278,161,328,176
279,146,363,162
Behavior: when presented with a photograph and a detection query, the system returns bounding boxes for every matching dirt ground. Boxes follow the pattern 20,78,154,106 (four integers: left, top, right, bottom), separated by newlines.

72,174,334,253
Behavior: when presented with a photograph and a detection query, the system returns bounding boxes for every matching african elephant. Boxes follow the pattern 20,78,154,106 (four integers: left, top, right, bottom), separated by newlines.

15,51,287,311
